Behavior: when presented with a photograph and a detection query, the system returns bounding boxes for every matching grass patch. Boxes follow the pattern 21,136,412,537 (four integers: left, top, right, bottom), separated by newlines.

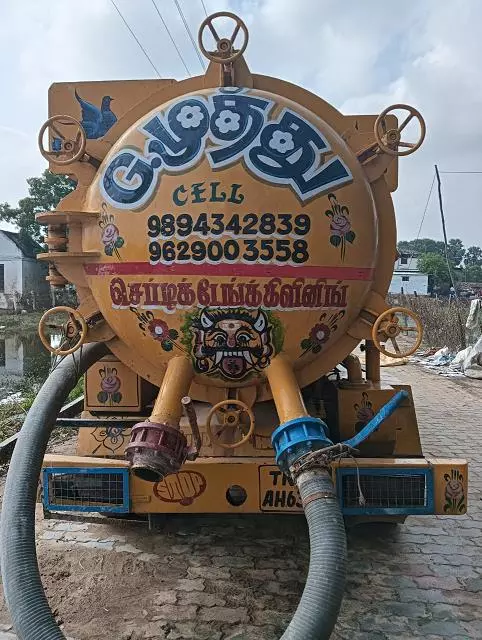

388,293,470,353
0,311,43,333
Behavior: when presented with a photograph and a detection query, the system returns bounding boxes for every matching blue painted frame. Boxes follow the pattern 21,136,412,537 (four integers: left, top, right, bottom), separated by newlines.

336,467,434,516
42,467,130,514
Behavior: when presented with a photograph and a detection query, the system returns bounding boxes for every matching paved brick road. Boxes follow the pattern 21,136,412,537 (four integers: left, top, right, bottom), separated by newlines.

0,363,480,639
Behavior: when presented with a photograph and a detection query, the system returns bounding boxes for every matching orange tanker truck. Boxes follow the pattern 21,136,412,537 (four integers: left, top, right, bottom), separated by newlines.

0,11,468,640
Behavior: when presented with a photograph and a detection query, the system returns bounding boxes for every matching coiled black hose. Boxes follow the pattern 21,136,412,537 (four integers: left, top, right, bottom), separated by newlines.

0,342,108,640
281,467,347,640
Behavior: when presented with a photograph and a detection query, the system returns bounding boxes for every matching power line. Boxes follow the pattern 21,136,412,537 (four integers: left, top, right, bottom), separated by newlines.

151,0,192,76
109,0,161,77
415,173,436,241
172,0,207,71
439,171,482,174
200,0,209,17
435,164,466,348
407,172,436,269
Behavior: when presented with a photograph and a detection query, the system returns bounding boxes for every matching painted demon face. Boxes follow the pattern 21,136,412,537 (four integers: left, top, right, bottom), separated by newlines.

191,308,274,380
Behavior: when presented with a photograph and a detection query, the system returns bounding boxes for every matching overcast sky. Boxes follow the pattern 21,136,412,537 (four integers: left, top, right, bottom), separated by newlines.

1,0,481,247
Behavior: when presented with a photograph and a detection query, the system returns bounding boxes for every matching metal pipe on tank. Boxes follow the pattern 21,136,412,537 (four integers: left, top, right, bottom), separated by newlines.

151,356,194,427
342,354,364,384
365,340,381,383
265,355,308,423
125,356,194,483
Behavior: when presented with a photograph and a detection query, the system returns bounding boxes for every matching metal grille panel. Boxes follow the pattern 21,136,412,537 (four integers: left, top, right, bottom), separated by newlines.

338,468,434,515
43,467,130,513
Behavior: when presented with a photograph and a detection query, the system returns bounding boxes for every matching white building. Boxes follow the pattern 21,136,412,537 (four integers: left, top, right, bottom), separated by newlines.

389,252,429,296
0,230,50,309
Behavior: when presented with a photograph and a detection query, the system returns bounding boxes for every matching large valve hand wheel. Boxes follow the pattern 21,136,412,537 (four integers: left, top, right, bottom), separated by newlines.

372,307,423,358
38,306,88,356
38,115,86,166
206,399,255,449
374,104,426,157
198,11,249,63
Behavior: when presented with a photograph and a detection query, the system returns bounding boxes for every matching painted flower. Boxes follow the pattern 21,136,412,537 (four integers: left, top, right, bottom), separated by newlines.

330,212,351,237
176,105,204,129
214,109,241,134
356,405,374,423
268,130,295,154
104,425,123,444
445,479,463,502
102,223,119,246
101,374,121,394
309,323,331,346
148,318,170,341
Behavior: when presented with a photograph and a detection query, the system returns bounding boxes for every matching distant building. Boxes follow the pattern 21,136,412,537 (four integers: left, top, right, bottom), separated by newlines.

389,251,429,296
0,230,50,310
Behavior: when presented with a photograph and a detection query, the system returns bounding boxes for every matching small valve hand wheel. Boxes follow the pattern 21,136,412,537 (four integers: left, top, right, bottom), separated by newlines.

374,104,426,157
198,11,249,64
206,399,255,449
38,306,88,356
38,115,86,166
372,306,423,358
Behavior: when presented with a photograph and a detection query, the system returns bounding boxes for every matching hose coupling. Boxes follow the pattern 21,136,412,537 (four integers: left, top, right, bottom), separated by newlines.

271,416,333,474
125,421,191,483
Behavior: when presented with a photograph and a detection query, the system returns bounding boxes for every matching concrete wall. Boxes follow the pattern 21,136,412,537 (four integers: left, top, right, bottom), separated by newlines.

0,234,22,309
394,254,420,272
22,258,50,308
390,272,429,295
0,334,24,375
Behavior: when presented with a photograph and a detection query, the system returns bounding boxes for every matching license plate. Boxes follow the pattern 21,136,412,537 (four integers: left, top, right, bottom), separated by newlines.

258,465,302,512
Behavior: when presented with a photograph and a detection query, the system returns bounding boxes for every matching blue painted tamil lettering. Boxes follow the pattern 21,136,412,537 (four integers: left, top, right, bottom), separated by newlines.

247,110,351,200
102,152,153,206
101,89,353,209
207,92,271,166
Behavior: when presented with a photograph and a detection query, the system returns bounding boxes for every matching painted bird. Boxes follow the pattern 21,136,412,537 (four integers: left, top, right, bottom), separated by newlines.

75,90,117,139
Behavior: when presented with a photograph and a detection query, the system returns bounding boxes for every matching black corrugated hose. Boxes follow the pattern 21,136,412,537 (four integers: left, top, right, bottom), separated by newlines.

281,467,347,640
0,342,108,640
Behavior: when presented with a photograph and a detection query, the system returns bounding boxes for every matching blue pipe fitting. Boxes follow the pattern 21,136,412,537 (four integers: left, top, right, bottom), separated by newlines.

271,416,333,473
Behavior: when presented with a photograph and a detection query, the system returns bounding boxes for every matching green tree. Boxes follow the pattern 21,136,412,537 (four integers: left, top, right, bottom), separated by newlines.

464,246,482,267
418,253,452,291
398,237,466,267
447,238,465,266
398,238,445,255
465,264,482,282
0,170,76,243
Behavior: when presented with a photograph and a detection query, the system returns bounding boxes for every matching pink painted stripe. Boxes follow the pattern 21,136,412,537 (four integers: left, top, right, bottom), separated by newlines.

84,262,374,281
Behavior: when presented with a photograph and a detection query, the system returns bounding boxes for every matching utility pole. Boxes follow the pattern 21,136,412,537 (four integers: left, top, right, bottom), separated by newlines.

434,165,466,349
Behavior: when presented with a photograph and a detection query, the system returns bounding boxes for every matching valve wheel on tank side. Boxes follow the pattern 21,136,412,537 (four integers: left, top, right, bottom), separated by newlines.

374,104,426,156
38,115,86,166
38,306,88,356
206,399,255,449
372,306,423,358
198,11,249,63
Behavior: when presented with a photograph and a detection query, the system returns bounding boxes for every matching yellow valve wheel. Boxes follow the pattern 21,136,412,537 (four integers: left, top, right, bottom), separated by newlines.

38,306,88,356
374,104,426,157
206,399,255,449
372,306,423,358
198,11,249,63
38,115,86,166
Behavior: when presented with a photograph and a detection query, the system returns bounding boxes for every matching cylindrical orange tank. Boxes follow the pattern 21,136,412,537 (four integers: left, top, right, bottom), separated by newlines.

77,85,399,400
37,13,425,408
